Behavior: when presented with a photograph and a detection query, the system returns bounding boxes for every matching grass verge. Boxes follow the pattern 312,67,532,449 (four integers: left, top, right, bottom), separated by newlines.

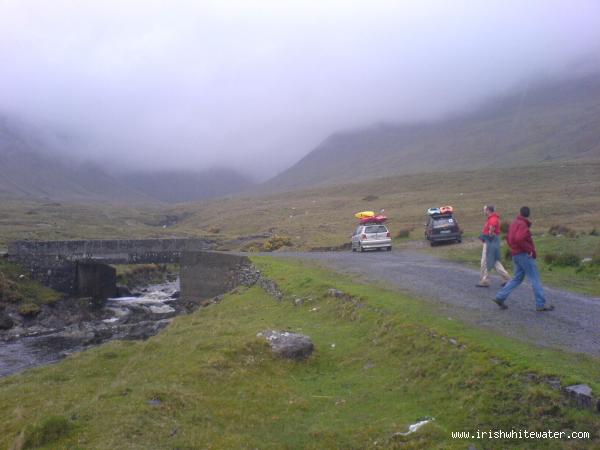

417,234,600,296
0,257,599,449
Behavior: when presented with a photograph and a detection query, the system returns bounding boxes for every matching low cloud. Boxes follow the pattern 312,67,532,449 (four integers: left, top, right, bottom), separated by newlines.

1,0,599,179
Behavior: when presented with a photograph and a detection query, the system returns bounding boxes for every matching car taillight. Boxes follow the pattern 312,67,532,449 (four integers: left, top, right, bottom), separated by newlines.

386,232,390,237
361,234,367,239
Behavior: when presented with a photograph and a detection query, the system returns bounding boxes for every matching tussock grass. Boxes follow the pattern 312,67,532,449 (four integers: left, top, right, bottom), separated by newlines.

0,258,61,311
1,257,599,449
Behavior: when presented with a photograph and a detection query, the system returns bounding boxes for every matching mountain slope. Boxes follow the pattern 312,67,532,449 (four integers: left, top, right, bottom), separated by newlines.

0,117,254,203
266,73,600,190
118,169,255,203
0,117,150,202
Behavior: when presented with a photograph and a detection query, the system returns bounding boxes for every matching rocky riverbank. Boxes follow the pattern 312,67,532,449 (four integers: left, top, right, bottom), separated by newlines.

0,278,186,377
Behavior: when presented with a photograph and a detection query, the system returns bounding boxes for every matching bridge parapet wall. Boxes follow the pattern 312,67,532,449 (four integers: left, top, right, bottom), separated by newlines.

8,238,213,263
6,238,215,295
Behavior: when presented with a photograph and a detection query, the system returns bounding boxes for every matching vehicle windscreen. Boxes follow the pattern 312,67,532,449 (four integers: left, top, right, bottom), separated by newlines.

432,217,455,228
365,225,388,234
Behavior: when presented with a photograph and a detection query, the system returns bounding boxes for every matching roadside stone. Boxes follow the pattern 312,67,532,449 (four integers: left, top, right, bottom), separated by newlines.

327,288,344,298
544,376,561,390
564,384,594,410
258,330,314,360
147,398,162,406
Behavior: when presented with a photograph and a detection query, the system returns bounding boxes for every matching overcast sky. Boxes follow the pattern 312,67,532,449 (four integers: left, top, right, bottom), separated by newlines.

1,0,600,179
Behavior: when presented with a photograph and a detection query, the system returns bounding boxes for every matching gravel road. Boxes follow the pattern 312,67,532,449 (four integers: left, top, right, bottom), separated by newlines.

273,250,600,357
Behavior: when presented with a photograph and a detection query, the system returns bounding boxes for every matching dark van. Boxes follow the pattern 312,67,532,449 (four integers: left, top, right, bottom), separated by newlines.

425,212,462,246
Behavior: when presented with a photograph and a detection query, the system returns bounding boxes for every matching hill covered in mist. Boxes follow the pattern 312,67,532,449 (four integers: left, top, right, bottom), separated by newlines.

0,117,254,203
265,73,600,190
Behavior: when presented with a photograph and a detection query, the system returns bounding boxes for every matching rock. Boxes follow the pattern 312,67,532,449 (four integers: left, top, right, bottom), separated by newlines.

327,288,344,298
0,310,14,330
171,290,180,299
544,376,561,390
149,304,175,315
581,257,592,264
258,330,314,360
259,277,283,301
116,285,133,297
564,384,595,410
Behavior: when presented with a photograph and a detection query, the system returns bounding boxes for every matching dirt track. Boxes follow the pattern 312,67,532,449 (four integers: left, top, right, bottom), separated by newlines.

274,249,600,358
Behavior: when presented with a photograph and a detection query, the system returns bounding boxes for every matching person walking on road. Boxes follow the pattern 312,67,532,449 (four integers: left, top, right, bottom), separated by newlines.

476,205,511,287
492,206,554,311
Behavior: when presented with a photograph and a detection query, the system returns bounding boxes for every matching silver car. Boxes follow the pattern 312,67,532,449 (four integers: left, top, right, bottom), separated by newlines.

351,224,392,252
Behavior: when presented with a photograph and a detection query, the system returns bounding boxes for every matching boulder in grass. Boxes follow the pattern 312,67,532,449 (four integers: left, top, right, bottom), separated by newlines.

564,384,595,410
258,330,314,360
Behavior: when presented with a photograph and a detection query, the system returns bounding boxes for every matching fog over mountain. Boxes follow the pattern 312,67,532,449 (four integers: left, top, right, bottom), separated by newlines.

1,1,600,181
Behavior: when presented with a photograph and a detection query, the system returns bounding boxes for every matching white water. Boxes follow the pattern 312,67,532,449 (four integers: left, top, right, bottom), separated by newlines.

0,279,180,378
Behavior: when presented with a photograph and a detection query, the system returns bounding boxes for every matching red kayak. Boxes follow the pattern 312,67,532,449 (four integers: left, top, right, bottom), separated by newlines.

360,215,387,224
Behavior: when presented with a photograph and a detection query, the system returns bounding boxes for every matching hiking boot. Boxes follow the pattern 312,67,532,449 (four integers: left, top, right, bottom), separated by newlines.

536,305,555,312
491,298,508,310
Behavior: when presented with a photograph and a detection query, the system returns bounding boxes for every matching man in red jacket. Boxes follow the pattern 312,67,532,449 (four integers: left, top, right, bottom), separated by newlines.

492,206,554,311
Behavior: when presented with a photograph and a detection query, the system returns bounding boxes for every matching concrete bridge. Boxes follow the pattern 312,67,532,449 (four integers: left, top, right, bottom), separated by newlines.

6,239,251,302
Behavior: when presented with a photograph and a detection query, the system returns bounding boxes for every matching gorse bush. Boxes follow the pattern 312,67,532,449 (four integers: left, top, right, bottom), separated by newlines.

543,252,580,267
262,235,293,252
548,224,577,237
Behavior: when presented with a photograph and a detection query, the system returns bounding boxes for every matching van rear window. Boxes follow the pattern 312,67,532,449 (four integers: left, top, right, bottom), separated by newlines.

433,217,454,228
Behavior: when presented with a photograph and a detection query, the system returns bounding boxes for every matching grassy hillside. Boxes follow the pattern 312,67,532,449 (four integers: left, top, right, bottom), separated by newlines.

266,74,600,190
1,257,599,449
1,160,598,250
1,161,598,295
172,161,600,250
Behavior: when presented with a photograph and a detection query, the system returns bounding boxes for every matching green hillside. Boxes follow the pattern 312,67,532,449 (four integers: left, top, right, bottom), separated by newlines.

266,74,600,190
1,258,599,449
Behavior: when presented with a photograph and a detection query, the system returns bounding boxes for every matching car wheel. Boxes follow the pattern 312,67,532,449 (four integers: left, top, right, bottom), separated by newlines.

359,244,364,252
387,246,392,251
430,241,437,247
456,239,462,244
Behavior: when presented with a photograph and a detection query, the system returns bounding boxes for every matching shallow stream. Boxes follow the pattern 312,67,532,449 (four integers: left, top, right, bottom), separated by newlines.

0,279,180,378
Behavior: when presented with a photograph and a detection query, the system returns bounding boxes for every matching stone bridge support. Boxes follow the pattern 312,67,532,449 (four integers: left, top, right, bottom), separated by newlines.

180,252,252,302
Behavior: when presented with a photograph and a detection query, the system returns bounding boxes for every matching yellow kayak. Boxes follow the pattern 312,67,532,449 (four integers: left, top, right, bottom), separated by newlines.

354,211,375,219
